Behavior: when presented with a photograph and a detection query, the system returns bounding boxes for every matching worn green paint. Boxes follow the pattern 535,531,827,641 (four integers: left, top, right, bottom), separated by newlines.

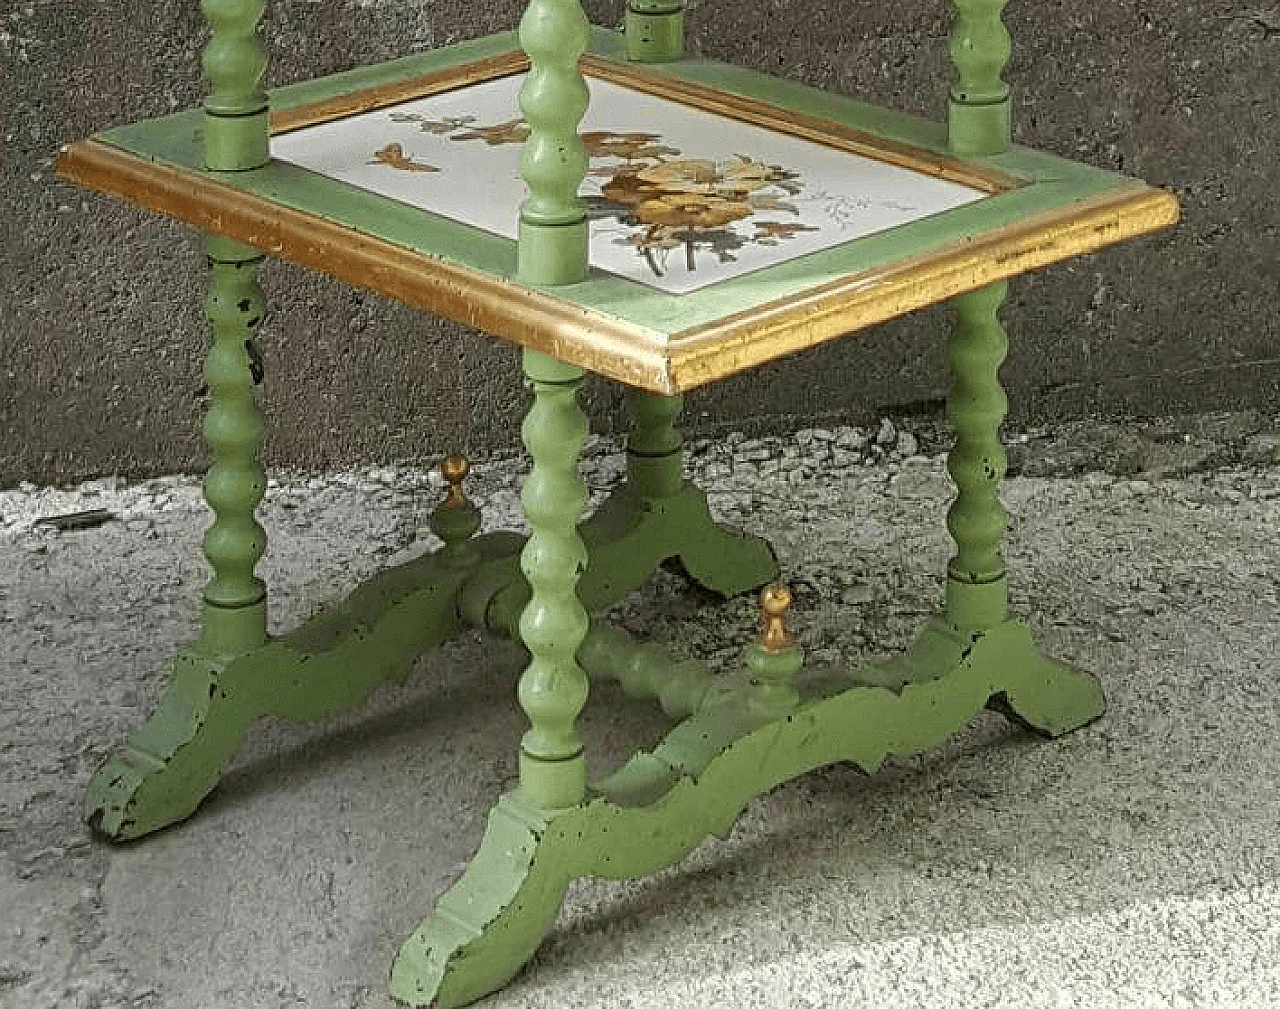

389,612,1104,1007
85,542,485,837
626,389,684,498
578,622,715,719
945,282,1010,632
94,30,1145,340
515,0,591,284
201,0,269,170
515,351,592,808
199,238,268,656
85,440,780,839
77,18,1122,1008
624,0,684,63
948,0,1012,155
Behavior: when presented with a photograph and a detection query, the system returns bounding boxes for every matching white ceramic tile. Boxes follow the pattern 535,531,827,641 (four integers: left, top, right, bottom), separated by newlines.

271,72,987,294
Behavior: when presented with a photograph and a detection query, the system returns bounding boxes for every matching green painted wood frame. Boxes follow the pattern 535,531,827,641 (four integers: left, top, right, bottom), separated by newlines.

60,27,1177,392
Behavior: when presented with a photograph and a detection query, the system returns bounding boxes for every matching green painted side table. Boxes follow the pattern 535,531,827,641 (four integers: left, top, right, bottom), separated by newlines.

57,2,1178,1005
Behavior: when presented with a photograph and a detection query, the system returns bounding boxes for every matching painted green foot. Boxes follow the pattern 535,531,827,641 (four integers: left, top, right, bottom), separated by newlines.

986,647,1107,738
86,540,518,840
390,792,568,1008
858,615,1106,738
579,480,779,605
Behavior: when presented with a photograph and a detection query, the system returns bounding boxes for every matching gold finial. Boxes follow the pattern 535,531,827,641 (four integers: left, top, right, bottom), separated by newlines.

441,454,470,509
759,583,794,654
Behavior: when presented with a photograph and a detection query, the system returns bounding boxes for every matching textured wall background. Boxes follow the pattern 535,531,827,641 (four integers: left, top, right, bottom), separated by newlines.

1,0,1277,485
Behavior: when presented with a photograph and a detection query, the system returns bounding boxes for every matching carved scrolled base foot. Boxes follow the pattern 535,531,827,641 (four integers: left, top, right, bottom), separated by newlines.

390,793,568,1008
579,481,779,606
389,600,1104,1008
87,646,254,840
985,646,1107,738
87,539,517,840
859,614,1106,740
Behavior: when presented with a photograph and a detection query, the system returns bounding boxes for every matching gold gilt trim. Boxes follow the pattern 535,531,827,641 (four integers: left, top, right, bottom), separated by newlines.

665,186,1181,390
271,49,1017,193
55,139,671,390
270,51,531,135
57,138,1178,394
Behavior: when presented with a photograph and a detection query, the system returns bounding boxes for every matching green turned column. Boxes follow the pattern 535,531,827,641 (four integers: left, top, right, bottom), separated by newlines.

516,0,591,285
517,350,592,808
948,0,1012,156
626,388,684,499
944,282,1009,633
197,0,270,651
199,236,269,655
625,0,684,63
201,0,270,171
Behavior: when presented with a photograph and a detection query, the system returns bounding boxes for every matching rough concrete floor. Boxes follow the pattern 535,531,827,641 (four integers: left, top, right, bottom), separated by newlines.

2,415,1279,1009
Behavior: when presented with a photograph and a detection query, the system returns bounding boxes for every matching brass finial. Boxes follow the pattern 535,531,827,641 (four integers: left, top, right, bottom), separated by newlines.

759,583,794,654
441,454,470,509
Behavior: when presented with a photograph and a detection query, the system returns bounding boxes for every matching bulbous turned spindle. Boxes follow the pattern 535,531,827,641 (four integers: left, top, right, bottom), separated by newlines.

516,0,591,285
516,351,592,809
948,0,1012,155
428,454,481,563
945,282,1010,632
199,238,268,654
744,583,803,716
201,0,270,170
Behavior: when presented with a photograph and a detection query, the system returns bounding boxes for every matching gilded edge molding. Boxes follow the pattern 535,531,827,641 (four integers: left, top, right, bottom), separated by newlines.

56,138,674,391
58,44,1179,394
665,185,1180,389
56,138,1179,393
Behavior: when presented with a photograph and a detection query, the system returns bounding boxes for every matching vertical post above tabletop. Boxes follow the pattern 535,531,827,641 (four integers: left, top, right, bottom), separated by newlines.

625,0,684,62
201,0,270,171
948,0,1012,157
516,0,591,285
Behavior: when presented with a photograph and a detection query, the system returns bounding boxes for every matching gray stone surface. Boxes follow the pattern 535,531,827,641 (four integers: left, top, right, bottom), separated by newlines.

2,417,1279,1008
2,1,1278,486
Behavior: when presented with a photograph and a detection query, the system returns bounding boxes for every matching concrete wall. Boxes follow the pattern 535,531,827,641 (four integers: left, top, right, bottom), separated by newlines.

1,0,1277,486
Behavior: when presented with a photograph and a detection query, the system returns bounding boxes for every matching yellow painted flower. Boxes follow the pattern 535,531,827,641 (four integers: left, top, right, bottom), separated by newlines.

634,193,752,230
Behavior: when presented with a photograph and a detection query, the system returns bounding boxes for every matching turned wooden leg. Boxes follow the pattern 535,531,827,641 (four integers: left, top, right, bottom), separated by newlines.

198,237,270,655
85,245,496,839
515,350,592,808
942,282,1105,735
390,349,595,1006
944,282,1010,634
